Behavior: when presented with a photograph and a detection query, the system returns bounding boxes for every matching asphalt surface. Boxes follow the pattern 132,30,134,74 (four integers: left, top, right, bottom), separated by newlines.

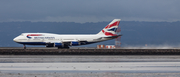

0,55,180,77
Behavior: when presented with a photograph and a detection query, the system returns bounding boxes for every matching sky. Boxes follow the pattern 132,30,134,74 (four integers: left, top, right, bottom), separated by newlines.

0,0,180,23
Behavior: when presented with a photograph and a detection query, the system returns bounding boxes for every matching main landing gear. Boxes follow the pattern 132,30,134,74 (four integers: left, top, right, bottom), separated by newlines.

58,45,69,49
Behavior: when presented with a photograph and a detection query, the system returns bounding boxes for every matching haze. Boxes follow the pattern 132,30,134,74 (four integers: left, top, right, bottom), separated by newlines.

0,0,180,23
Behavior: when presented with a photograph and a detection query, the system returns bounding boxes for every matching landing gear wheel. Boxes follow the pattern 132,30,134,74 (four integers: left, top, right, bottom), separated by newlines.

64,45,69,49
64,46,69,49
57,45,69,49
58,47,61,49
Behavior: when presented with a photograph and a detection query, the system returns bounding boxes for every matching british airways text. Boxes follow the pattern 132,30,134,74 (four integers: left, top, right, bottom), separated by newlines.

34,37,55,39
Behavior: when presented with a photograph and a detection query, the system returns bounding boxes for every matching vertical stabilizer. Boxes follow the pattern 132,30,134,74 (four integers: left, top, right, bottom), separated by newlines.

97,19,121,36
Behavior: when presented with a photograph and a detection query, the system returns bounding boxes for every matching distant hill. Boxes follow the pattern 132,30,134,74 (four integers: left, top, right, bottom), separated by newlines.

0,21,180,47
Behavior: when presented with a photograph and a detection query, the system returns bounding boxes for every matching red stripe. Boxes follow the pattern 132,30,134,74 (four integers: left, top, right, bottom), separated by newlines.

102,30,105,33
105,25,109,29
105,32,117,36
108,21,120,28
27,34,42,36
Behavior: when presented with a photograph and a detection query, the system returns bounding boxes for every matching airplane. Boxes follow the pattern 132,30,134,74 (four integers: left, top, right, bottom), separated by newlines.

13,19,122,49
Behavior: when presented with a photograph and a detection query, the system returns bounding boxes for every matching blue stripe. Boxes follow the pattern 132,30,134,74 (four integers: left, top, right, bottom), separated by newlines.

108,28,117,32
27,36,32,39
17,42,46,45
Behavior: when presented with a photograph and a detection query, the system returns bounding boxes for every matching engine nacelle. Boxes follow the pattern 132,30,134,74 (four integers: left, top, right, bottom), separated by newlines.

71,41,80,46
54,43,63,47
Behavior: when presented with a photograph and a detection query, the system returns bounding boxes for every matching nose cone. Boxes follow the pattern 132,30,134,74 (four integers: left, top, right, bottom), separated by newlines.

13,37,18,42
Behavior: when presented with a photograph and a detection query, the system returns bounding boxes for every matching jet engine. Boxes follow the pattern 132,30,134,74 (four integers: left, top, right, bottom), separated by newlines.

54,43,63,47
71,41,80,46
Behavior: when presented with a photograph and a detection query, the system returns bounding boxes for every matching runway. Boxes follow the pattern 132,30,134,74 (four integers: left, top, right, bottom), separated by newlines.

0,55,180,77
1,62,180,73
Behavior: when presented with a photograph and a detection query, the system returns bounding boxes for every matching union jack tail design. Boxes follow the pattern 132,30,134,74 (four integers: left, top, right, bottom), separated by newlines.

97,19,121,36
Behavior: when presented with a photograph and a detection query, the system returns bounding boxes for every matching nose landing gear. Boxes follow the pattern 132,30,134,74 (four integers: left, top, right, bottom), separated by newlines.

23,44,26,49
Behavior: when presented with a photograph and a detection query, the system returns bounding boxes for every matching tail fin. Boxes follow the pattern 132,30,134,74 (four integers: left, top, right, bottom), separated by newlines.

97,19,121,36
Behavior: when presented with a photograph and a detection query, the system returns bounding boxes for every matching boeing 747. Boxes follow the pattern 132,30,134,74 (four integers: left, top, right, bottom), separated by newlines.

13,19,122,49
